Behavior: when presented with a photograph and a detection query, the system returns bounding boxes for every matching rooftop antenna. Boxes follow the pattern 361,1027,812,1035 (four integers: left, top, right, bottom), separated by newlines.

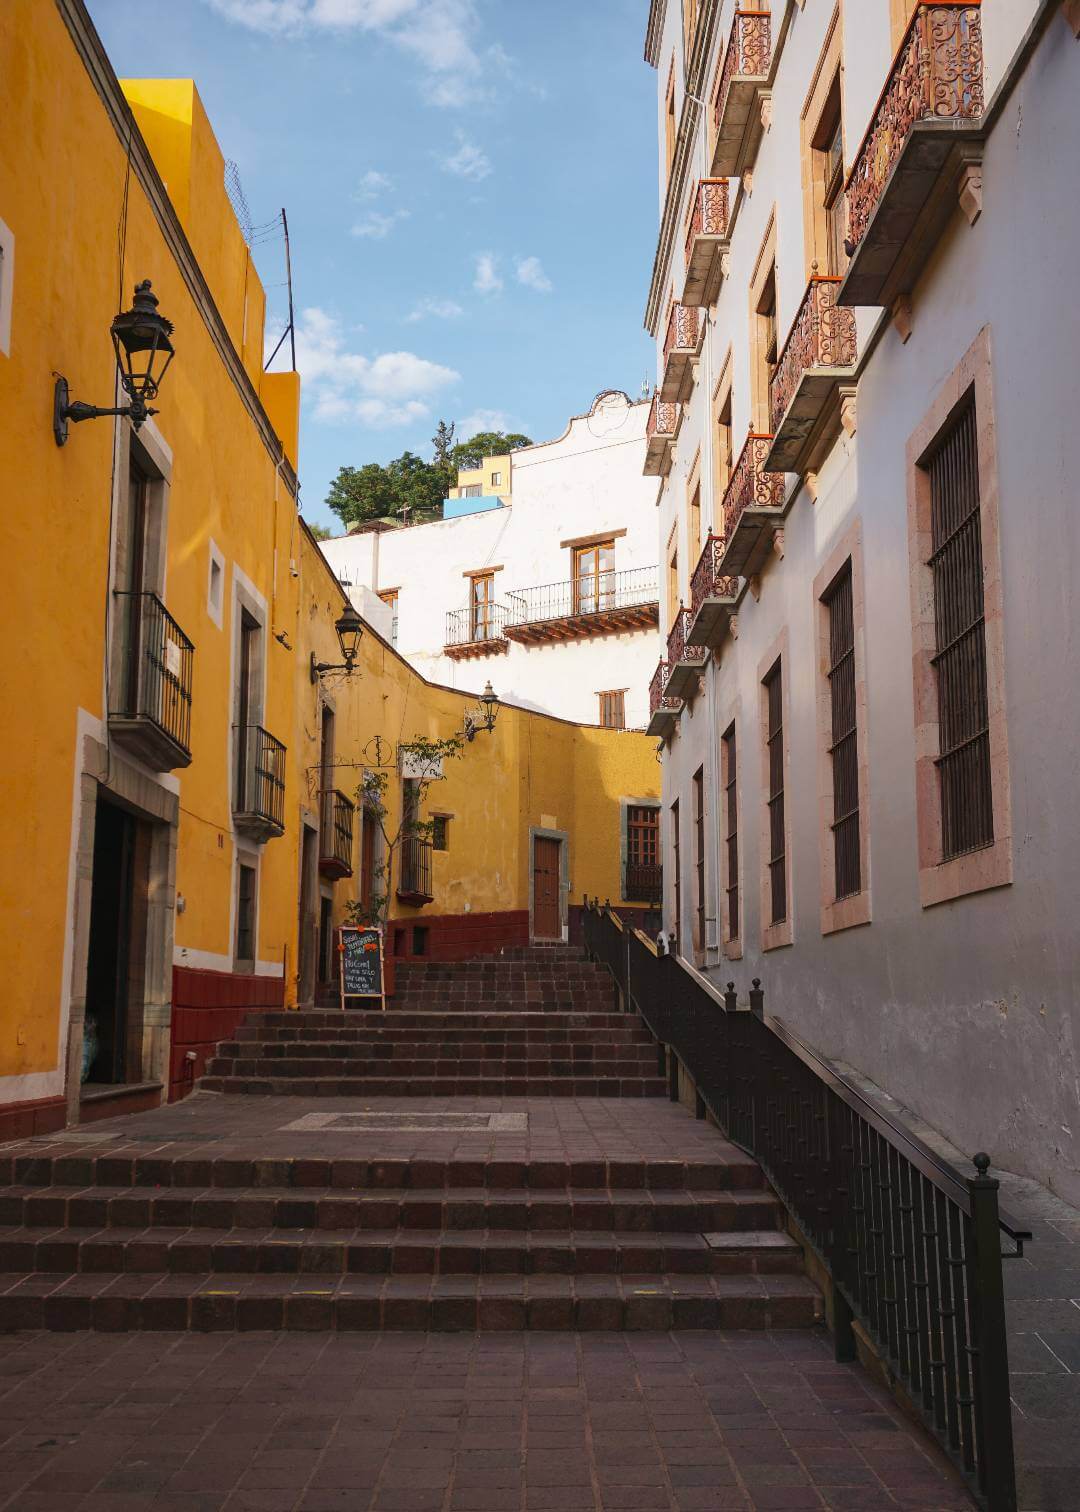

263,208,297,373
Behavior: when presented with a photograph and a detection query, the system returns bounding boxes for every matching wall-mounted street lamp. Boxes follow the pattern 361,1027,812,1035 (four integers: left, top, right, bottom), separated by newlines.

464,681,500,742
310,601,365,683
53,280,175,446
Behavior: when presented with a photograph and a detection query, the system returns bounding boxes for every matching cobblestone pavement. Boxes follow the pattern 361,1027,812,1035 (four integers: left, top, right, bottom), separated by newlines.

0,1328,969,1512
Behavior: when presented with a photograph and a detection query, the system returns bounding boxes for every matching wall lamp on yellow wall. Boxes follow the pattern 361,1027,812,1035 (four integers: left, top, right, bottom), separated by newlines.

463,681,500,742
310,601,365,683
53,280,176,446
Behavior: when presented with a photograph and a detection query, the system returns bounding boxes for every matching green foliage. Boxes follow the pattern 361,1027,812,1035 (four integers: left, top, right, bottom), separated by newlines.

450,430,532,473
307,521,333,541
343,734,466,928
326,462,398,528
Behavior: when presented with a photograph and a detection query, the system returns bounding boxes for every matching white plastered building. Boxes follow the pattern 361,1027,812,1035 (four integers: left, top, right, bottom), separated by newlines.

320,391,663,730
644,0,1080,1201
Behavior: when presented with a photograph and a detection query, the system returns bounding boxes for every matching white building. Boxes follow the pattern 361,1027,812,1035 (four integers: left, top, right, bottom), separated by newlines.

321,391,662,730
644,0,1080,1202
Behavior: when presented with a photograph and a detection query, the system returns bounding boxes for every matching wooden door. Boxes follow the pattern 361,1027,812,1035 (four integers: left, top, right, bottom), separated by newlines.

533,836,562,940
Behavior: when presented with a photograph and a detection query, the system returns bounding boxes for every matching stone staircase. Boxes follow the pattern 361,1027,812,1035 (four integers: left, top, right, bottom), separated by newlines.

202,946,665,1097
0,946,823,1334
0,1141,820,1333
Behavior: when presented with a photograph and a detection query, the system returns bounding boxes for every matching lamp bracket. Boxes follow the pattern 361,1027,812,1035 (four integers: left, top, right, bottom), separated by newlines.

53,376,154,447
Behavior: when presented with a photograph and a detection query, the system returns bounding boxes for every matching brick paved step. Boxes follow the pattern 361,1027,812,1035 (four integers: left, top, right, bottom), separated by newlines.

0,1185,776,1233
229,1027,655,1047
0,1224,802,1277
206,1054,661,1077
243,1012,634,1031
1,1153,762,1192
198,1075,668,1097
0,1270,823,1333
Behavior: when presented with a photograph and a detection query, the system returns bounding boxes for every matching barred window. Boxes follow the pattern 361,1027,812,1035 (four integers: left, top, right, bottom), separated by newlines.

625,804,661,903
671,798,682,951
721,722,739,942
764,660,786,925
823,563,860,898
693,767,706,953
927,398,993,859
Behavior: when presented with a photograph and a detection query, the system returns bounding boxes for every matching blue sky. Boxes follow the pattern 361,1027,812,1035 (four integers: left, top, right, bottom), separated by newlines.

87,0,659,529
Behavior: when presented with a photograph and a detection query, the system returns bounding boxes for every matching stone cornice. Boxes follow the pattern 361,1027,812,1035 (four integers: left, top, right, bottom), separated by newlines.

55,0,300,500
644,0,668,66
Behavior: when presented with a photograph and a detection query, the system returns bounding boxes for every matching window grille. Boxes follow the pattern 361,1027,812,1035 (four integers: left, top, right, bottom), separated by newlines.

824,563,860,898
625,805,661,903
721,723,739,942
927,398,993,859
671,798,682,950
764,660,786,925
693,768,706,951
599,690,625,729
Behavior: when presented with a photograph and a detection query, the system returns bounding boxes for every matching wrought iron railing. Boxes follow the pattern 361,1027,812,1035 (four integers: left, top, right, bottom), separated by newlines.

663,303,700,365
690,535,739,618
445,603,510,648
684,178,730,268
649,660,681,719
582,902,1026,1512
235,725,286,830
712,9,772,133
666,607,707,668
624,862,663,905
505,566,658,627
646,396,680,443
319,789,355,874
721,432,785,542
398,834,433,899
845,3,984,251
770,277,858,432
112,590,194,755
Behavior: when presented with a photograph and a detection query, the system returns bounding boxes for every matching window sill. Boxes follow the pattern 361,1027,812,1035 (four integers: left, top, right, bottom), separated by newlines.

919,837,1012,909
821,890,871,936
762,919,793,952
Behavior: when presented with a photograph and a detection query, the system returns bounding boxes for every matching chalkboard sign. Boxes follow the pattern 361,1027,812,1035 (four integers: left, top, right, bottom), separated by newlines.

339,926,385,1009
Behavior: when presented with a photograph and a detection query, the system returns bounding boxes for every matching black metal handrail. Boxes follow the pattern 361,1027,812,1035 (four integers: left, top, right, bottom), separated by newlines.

398,834,433,899
505,566,658,627
320,789,354,872
582,900,1025,1512
112,590,194,754
235,724,286,830
624,862,663,905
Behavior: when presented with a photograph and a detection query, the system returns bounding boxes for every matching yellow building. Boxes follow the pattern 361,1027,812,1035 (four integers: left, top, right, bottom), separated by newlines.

0,0,659,1138
447,452,512,503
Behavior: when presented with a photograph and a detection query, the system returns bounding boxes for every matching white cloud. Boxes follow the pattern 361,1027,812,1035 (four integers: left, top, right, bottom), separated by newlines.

280,306,459,428
441,132,491,182
351,208,409,239
473,252,502,295
457,408,513,438
204,0,509,107
406,297,465,323
356,169,392,198
516,255,552,293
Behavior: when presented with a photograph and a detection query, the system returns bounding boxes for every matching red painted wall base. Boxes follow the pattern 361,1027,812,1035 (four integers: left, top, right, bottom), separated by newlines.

170,967,285,1101
0,1094,67,1145
388,910,530,964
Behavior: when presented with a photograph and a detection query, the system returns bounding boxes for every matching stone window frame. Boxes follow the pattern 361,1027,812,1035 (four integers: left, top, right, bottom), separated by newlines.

711,349,734,521
748,212,779,435
230,567,270,834
799,7,846,281
207,539,225,630
0,215,14,357
813,522,872,935
232,848,261,974
686,449,702,565
757,628,794,952
906,324,1012,908
108,420,173,717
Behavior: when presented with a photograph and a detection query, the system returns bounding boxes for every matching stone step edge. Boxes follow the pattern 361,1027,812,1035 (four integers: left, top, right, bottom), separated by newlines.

0,1275,824,1333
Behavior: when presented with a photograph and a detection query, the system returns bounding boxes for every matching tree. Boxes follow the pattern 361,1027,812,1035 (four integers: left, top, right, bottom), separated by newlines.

431,418,457,498
343,734,465,928
386,451,445,526
326,463,398,529
307,521,333,541
450,430,533,472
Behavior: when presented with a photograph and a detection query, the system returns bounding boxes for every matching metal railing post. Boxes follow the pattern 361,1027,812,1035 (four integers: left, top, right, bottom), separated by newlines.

966,1154,1018,1512
749,977,764,1018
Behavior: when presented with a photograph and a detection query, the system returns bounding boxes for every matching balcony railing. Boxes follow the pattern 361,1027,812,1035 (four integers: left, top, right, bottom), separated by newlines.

504,567,659,644
445,603,510,658
770,277,857,435
319,789,355,879
660,303,702,404
647,659,682,738
666,608,707,671
845,3,984,254
663,302,700,365
625,862,663,906
721,433,785,544
644,396,681,478
110,590,194,771
711,9,772,175
684,179,730,269
398,834,434,903
690,535,739,620
234,725,286,840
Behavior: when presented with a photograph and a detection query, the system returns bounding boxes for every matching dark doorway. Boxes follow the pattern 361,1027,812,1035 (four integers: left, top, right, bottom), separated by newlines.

298,824,318,1005
532,836,562,941
84,796,148,1086
318,895,334,991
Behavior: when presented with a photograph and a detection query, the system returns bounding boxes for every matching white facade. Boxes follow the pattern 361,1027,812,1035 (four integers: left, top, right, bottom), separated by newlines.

320,392,662,728
646,0,1080,1201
